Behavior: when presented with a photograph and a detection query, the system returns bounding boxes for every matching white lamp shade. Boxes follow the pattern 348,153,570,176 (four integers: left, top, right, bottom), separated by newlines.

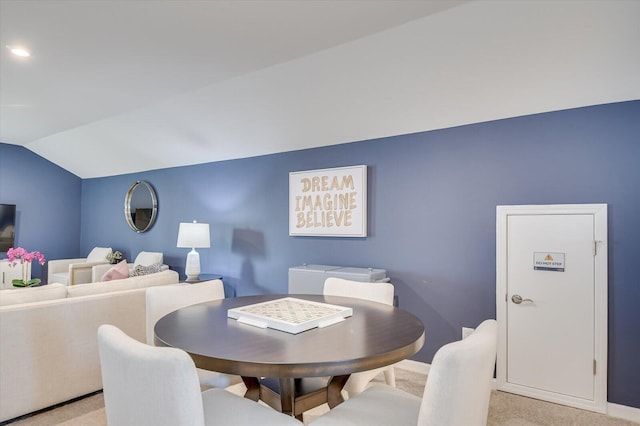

177,222,210,249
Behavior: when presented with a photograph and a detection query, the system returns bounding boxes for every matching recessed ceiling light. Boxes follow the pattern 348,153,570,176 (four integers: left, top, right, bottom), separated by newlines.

7,46,31,57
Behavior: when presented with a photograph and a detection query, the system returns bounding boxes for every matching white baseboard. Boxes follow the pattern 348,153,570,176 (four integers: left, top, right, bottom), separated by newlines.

397,359,430,375
608,402,640,423
396,360,640,424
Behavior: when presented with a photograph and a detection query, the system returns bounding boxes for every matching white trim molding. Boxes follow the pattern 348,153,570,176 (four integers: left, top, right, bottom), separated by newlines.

608,403,640,423
397,359,430,376
398,360,640,422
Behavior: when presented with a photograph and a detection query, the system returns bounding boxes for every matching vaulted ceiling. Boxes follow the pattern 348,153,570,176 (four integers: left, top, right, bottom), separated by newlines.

2,0,639,178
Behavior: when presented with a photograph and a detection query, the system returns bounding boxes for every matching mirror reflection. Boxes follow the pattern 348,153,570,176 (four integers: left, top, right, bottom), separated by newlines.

124,181,158,233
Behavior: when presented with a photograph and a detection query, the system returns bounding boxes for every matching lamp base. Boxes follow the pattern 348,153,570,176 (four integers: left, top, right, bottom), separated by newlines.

184,248,201,282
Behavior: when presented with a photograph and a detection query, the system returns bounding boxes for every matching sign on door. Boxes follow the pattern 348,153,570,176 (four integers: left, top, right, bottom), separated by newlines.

534,252,565,272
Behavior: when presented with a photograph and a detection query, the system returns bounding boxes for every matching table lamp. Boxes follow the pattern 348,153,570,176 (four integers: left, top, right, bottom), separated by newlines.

177,221,210,282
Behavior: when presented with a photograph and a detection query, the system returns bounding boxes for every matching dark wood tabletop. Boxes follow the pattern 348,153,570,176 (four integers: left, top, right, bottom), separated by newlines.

154,294,425,416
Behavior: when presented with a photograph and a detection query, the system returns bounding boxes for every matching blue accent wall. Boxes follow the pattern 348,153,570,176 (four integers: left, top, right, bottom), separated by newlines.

2,101,639,408
0,143,82,279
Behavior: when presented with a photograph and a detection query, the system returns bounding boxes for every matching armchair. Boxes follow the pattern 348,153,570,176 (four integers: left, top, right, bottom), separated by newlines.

92,251,168,282
48,247,112,285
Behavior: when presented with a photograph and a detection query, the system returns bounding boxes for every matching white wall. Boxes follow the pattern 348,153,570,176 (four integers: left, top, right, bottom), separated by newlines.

30,0,640,178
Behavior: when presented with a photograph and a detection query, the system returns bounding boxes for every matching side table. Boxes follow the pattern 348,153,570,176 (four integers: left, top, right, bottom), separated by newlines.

182,273,234,297
183,273,223,284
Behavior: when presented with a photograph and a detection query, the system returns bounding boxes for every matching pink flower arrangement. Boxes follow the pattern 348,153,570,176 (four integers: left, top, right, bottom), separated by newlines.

6,247,46,287
7,247,46,266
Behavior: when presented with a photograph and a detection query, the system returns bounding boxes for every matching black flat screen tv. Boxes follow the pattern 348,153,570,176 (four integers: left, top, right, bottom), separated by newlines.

0,204,16,252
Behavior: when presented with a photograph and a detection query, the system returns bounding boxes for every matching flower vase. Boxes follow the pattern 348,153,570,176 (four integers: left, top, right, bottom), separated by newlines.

8,247,45,287
22,263,30,285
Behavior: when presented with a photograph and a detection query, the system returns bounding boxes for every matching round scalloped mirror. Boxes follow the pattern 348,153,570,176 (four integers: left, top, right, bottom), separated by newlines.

124,181,158,233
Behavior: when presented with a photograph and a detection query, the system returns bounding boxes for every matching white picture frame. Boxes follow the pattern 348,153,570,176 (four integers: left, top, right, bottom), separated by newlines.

289,165,367,237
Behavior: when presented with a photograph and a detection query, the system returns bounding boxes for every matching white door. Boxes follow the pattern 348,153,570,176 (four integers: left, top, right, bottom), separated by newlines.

496,204,607,413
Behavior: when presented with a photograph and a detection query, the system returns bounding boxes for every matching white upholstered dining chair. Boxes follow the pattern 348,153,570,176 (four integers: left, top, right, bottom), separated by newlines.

323,277,397,397
145,280,241,389
47,246,112,285
310,319,498,426
97,324,299,426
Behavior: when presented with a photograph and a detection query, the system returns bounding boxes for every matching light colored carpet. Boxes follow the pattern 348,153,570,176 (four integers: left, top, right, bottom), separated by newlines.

3,368,638,425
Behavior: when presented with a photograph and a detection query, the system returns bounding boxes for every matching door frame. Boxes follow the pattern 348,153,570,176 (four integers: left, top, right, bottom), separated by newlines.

496,204,607,413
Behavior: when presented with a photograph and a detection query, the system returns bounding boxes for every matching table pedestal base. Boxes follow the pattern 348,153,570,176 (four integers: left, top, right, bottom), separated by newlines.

241,375,350,419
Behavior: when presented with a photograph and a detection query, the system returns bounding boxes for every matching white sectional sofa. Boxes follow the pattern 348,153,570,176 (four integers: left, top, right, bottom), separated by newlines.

0,269,179,422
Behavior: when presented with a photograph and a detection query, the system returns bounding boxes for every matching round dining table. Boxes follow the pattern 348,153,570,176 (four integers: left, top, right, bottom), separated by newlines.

154,294,425,417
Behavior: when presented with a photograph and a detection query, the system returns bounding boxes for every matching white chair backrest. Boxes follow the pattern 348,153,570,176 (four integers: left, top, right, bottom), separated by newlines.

323,277,394,306
145,280,225,345
86,247,112,263
97,324,205,426
417,319,497,426
134,251,163,267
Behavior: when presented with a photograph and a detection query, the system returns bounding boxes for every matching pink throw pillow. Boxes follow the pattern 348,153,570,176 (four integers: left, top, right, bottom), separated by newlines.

101,260,130,282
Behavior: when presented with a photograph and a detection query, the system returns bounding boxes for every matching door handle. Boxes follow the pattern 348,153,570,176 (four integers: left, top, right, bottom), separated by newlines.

511,294,534,304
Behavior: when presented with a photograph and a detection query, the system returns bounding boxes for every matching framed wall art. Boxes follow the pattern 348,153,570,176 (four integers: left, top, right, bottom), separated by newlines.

289,165,367,237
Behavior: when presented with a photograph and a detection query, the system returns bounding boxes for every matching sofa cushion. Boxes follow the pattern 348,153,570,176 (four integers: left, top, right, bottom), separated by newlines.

86,247,112,263
0,283,68,307
67,269,178,298
101,260,130,281
49,272,70,285
134,251,163,267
